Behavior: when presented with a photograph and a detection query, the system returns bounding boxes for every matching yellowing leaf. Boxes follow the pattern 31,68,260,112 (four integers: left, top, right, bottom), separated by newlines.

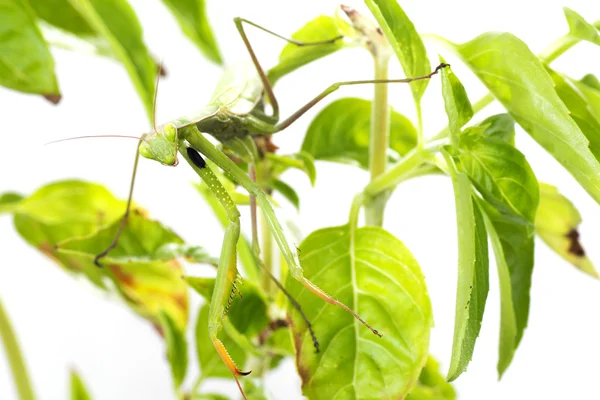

536,183,597,278
286,225,432,399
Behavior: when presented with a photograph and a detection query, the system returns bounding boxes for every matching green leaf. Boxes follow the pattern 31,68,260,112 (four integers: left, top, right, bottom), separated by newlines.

70,370,92,400
286,225,432,399
267,16,345,85
0,0,60,101
158,312,188,389
476,114,515,144
9,180,127,288
57,211,190,329
445,170,489,381
302,97,417,169
365,0,430,102
440,60,473,146
268,151,317,186
186,277,269,337
479,200,535,377
564,7,600,47
69,0,157,118
546,67,600,161
0,192,24,214
454,135,539,224
29,0,94,36
536,183,597,278
160,0,221,64
193,394,229,400
447,32,600,205
407,357,456,400
195,304,246,379
271,179,300,210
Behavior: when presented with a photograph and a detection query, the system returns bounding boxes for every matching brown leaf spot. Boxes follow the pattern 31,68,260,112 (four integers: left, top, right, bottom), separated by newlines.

43,94,62,104
38,242,61,263
566,229,585,257
109,264,135,286
174,294,187,310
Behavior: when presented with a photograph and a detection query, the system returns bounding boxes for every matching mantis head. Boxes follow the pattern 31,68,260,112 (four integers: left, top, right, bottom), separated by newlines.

138,123,179,166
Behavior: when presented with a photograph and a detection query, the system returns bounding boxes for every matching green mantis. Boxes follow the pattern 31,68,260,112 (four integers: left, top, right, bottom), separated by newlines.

86,14,447,400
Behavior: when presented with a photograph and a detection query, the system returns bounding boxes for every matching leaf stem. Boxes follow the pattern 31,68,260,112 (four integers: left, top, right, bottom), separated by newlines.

365,55,392,226
0,297,36,400
364,139,445,198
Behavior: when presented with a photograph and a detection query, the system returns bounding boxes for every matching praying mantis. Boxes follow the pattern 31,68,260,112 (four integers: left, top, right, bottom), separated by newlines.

78,13,447,400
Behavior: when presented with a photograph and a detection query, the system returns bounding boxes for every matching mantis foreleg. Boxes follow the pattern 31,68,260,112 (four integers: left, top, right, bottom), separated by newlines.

179,144,250,398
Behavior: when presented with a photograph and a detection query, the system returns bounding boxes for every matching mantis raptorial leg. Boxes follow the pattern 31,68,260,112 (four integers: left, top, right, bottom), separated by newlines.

179,139,320,399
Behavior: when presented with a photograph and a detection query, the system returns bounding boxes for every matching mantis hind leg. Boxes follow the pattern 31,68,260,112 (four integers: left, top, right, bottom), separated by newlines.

233,17,344,121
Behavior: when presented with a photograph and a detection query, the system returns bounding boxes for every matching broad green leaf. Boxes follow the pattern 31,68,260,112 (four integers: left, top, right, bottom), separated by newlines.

271,179,300,210
160,0,221,64
268,151,317,186
69,0,157,118
186,277,269,337
57,212,189,329
564,8,600,47
407,357,456,400
9,180,127,288
158,312,188,388
195,304,246,379
70,370,92,400
0,0,60,101
546,67,600,160
267,16,345,85
446,32,600,205
440,61,473,147
476,114,515,144
0,192,23,214
302,97,417,169
536,183,597,278
446,170,489,381
194,182,258,283
454,135,539,224
479,200,535,377
286,225,432,399
365,0,430,102
29,0,94,36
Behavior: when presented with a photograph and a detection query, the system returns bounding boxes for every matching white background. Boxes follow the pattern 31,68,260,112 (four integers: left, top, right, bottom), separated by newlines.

1,0,600,399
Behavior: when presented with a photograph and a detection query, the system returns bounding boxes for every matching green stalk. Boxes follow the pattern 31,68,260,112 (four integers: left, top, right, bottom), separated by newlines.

365,54,392,226
0,297,36,400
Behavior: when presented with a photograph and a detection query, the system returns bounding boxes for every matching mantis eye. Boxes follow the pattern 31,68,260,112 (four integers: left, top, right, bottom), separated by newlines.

139,141,152,159
164,124,177,142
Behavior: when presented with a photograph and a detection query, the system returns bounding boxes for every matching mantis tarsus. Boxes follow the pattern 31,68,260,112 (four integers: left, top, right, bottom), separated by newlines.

78,12,447,400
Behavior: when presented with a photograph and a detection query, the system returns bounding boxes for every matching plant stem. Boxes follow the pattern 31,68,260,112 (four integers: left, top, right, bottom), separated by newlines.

0,297,36,400
260,210,273,296
365,55,392,226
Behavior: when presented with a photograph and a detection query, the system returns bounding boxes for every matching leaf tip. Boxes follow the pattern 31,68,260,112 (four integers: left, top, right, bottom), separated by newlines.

44,93,62,104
